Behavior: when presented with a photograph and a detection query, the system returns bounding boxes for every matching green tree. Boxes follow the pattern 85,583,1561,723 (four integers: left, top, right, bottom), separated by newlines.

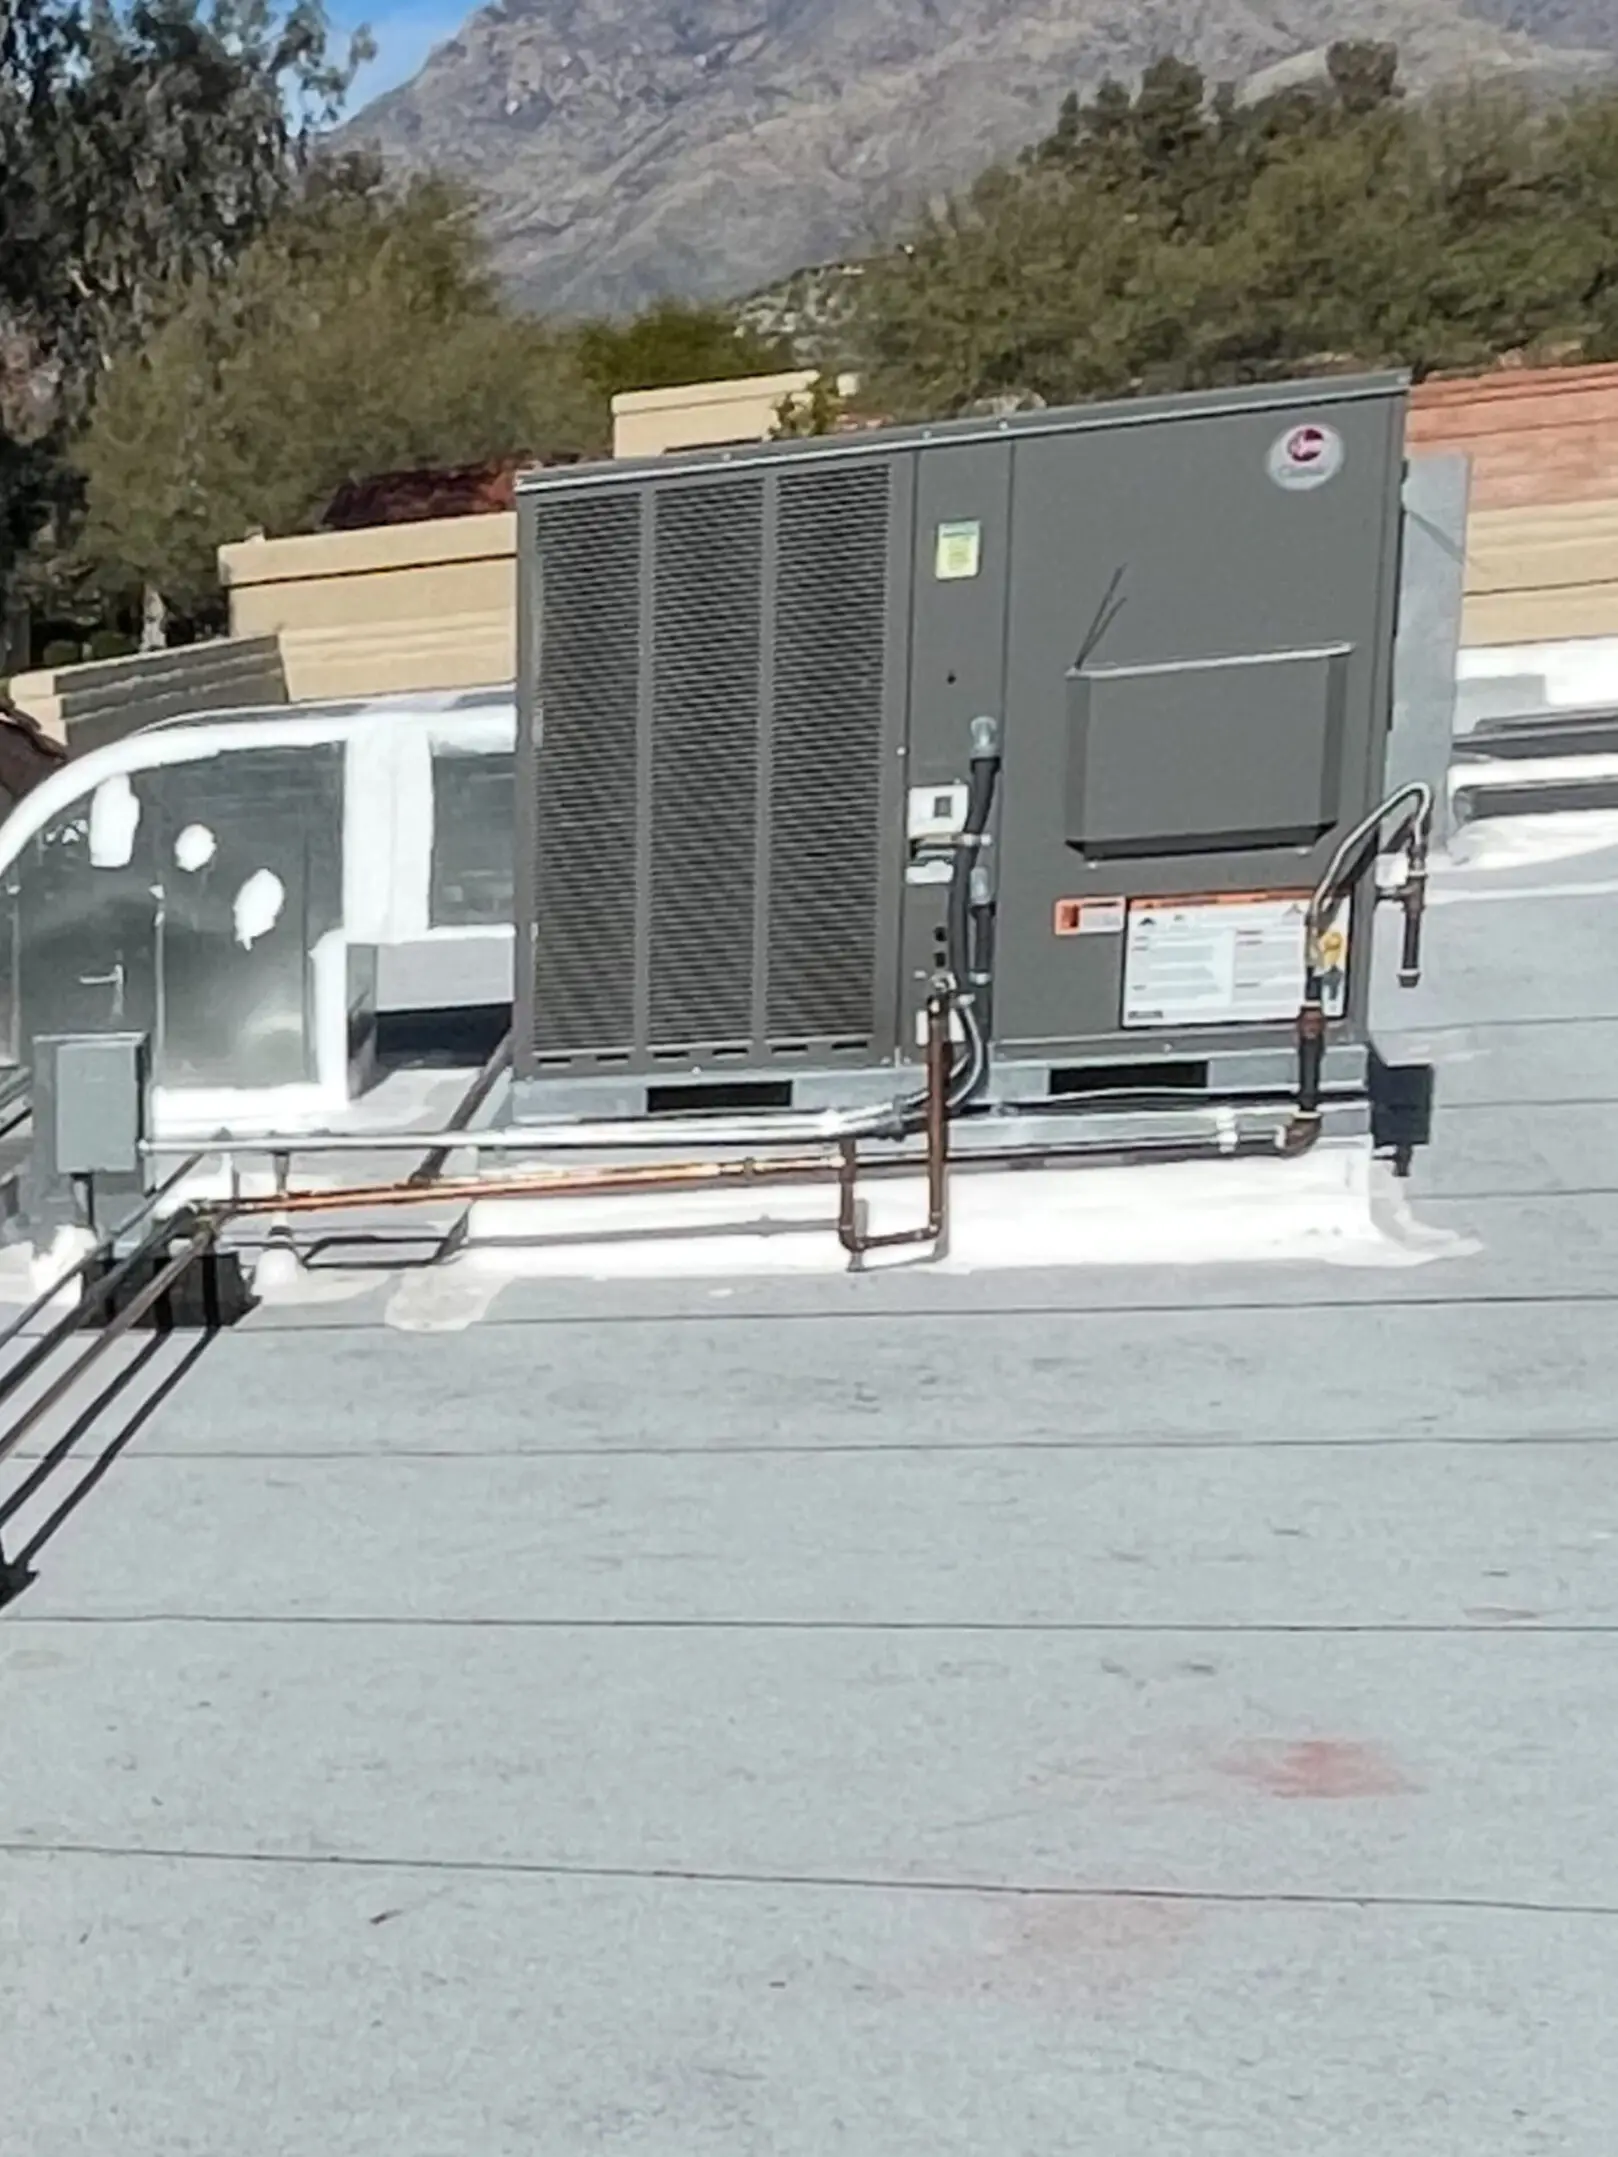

853,47,1618,419
0,1,372,627
771,372,847,437
575,299,794,401
72,176,607,619
1543,89,1618,355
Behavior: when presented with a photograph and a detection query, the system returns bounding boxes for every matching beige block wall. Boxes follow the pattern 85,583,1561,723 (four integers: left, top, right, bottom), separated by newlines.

1455,495,1618,647
215,373,869,701
216,366,1618,695
611,370,858,458
219,514,516,702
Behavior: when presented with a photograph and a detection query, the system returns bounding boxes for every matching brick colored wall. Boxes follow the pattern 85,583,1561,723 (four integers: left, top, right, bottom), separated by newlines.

1409,363,1618,512
1408,365,1618,644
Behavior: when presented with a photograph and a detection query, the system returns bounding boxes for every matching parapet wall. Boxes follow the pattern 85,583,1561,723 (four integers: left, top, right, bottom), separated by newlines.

6,635,286,751
218,515,516,703
1410,365,1618,648
1409,363,1618,512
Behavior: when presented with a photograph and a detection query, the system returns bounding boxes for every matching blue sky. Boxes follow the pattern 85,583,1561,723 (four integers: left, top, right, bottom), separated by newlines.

329,0,465,105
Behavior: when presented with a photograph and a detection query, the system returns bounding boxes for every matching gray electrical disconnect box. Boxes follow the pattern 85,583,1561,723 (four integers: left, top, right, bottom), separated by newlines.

35,1032,150,1179
512,373,1409,1121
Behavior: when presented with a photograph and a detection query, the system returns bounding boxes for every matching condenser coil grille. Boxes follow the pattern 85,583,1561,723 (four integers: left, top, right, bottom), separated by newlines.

767,466,891,1047
650,482,763,1048
531,495,641,1055
528,460,893,1069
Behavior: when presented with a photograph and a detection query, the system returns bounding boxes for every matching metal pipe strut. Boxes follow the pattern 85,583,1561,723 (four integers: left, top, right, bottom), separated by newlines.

141,1101,916,1160
408,1029,513,1188
228,1149,844,1216
218,1110,1302,1227
219,989,960,1266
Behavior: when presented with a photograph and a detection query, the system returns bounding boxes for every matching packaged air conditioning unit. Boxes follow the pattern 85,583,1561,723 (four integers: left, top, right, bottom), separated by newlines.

512,374,1417,1141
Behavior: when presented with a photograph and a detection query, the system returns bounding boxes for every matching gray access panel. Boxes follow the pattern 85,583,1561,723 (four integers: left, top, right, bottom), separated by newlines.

896,379,1407,1087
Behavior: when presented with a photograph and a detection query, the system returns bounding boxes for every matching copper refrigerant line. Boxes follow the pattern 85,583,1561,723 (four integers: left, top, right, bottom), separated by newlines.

1280,779,1434,1157
219,988,962,1263
836,984,952,1261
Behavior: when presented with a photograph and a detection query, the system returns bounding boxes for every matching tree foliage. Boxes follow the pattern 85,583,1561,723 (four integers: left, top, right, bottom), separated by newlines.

853,44,1618,419
771,372,847,438
0,0,372,620
73,175,607,616
2,1,370,395
575,299,794,402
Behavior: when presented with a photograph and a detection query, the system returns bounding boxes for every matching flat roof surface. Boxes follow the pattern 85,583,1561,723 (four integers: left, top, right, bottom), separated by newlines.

3,805,1617,2153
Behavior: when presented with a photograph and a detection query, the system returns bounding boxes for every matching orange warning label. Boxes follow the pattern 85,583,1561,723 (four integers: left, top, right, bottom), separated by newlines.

1053,897,1126,937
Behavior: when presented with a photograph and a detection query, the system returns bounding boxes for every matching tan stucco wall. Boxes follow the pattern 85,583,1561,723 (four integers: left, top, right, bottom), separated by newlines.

202,363,1618,694
214,373,869,700
610,370,859,458
1454,497,1618,647
218,514,516,701
1407,368,1618,644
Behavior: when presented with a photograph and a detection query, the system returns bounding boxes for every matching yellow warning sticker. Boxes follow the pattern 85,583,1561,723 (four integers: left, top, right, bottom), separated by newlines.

935,520,982,581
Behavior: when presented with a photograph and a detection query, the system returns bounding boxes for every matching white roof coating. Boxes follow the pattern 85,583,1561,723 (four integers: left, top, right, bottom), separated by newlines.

3,800,1618,2153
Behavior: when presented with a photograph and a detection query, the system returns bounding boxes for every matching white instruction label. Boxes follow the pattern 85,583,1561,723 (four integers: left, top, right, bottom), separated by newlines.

1122,893,1347,1030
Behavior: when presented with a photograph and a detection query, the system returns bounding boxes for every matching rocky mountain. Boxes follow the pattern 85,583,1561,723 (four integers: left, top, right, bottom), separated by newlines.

345,0,1618,320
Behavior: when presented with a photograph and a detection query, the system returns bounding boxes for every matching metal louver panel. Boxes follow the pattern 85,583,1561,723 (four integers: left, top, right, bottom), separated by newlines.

767,465,891,1045
532,494,641,1056
649,481,763,1048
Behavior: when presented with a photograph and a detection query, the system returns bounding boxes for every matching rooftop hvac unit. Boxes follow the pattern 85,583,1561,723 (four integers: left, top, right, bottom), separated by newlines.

512,374,1418,1137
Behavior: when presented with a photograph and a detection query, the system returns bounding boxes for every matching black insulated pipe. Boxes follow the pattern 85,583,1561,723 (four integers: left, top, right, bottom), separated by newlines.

1398,833,1429,989
968,859,997,1037
1279,985,1329,1156
942,713,1002,1113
